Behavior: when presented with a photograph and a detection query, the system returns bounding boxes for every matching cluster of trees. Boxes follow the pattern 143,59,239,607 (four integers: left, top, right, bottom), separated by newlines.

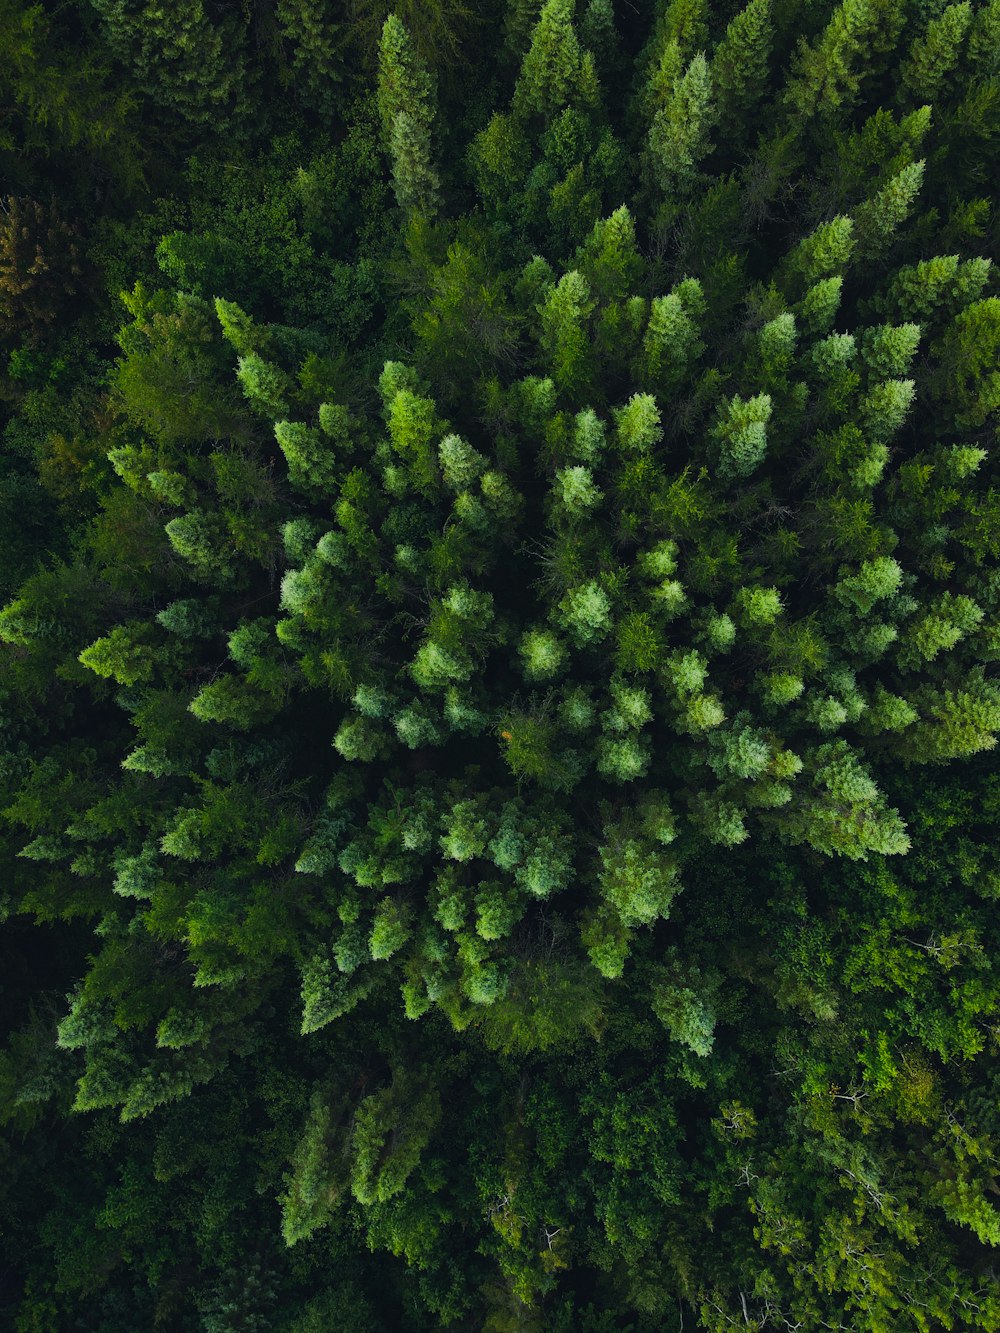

3,0,1000,1328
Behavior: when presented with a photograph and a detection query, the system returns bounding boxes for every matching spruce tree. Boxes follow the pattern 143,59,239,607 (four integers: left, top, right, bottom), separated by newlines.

378,15,441,218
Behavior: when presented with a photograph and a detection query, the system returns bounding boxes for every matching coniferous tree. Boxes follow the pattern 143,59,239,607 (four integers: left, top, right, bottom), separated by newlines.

378,14,441,217
90,0,249,127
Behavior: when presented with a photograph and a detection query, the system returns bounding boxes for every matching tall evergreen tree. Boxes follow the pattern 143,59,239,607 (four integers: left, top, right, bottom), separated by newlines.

378,14,441,217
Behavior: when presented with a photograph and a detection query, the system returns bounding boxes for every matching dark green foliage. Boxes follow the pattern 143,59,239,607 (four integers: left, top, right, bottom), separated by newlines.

378,15,442,217
90,0,250,129
3,2,1000,1329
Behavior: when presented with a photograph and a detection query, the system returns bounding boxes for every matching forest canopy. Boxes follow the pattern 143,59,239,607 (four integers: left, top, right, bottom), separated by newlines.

2,0,1000,1329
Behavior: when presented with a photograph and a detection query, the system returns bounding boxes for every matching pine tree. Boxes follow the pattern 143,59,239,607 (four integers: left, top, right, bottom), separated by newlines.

897,2,972,105
378,16,441,218
277,0,346,117
513,0,586,121
897,592,984,671
795,275,844,335
389,109,442,218
933,298,1000,428
164,512,236,583
897,673,1000,762
648,52,714,196
833,556,903,614
785,742,910,857
574,206,643,302
579,0,617,72
859,377,915,439
90,0,248,126
598,834,679,926
712,392,773,478
783,216,855,292
880,254,992,322
785,0,905,123
859,323,921,377
537,270,595,397
553,465,602,517
712,0,772,139
614,393,663,452
967,0,1000,74
853,161,925,257
274,420,338,492
78,623,157,686
651,0,710,63
640,278,705,393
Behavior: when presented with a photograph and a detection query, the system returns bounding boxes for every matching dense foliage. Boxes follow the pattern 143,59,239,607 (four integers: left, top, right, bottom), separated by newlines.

3,0,1000,1327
